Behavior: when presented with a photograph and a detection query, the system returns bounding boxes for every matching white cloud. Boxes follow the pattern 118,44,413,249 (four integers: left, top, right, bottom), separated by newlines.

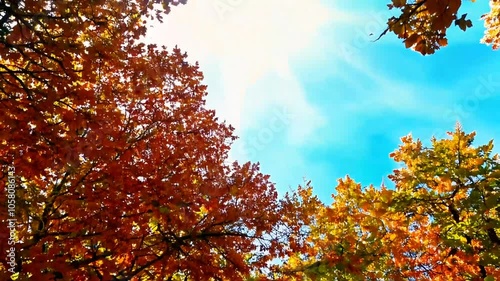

145,0,351,160
334,51,455,121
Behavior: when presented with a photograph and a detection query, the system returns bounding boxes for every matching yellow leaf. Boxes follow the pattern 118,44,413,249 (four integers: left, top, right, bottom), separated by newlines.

381,189,392,203
10,272,20,280
195,205,208,218
388,233,397,241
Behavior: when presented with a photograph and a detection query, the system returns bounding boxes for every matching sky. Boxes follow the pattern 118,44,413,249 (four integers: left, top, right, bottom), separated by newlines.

146,0,500,204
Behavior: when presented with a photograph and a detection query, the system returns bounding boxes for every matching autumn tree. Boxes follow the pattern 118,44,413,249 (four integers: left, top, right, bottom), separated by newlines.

0,0,291,280
277,126,500,280
276,179,405,280
386,125,500,280
378,0,500,55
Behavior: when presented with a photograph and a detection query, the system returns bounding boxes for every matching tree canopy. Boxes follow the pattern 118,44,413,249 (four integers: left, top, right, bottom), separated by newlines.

1,0,499,280
278,125,500,280
0,0,289,280
381,0,500,55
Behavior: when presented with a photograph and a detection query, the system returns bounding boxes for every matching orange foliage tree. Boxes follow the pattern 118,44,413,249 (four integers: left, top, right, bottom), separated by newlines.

278,126,500,280
379,0,500,55
0,0,292,280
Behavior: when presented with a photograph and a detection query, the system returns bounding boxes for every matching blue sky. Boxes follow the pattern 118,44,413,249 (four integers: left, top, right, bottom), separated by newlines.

148,0,500,203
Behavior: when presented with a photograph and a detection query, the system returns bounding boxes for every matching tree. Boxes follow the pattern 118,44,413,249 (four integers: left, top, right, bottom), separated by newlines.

278,125,500,280
378,0,500,55
0,0,287,280
386,125,500,279
277,179,404,280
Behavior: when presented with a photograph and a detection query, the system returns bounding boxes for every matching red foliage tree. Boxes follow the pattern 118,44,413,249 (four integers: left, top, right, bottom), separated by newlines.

0,1,285,280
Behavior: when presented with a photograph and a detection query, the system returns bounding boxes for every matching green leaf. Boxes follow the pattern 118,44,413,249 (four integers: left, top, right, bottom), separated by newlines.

485,194,499,209
318,263,328,274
